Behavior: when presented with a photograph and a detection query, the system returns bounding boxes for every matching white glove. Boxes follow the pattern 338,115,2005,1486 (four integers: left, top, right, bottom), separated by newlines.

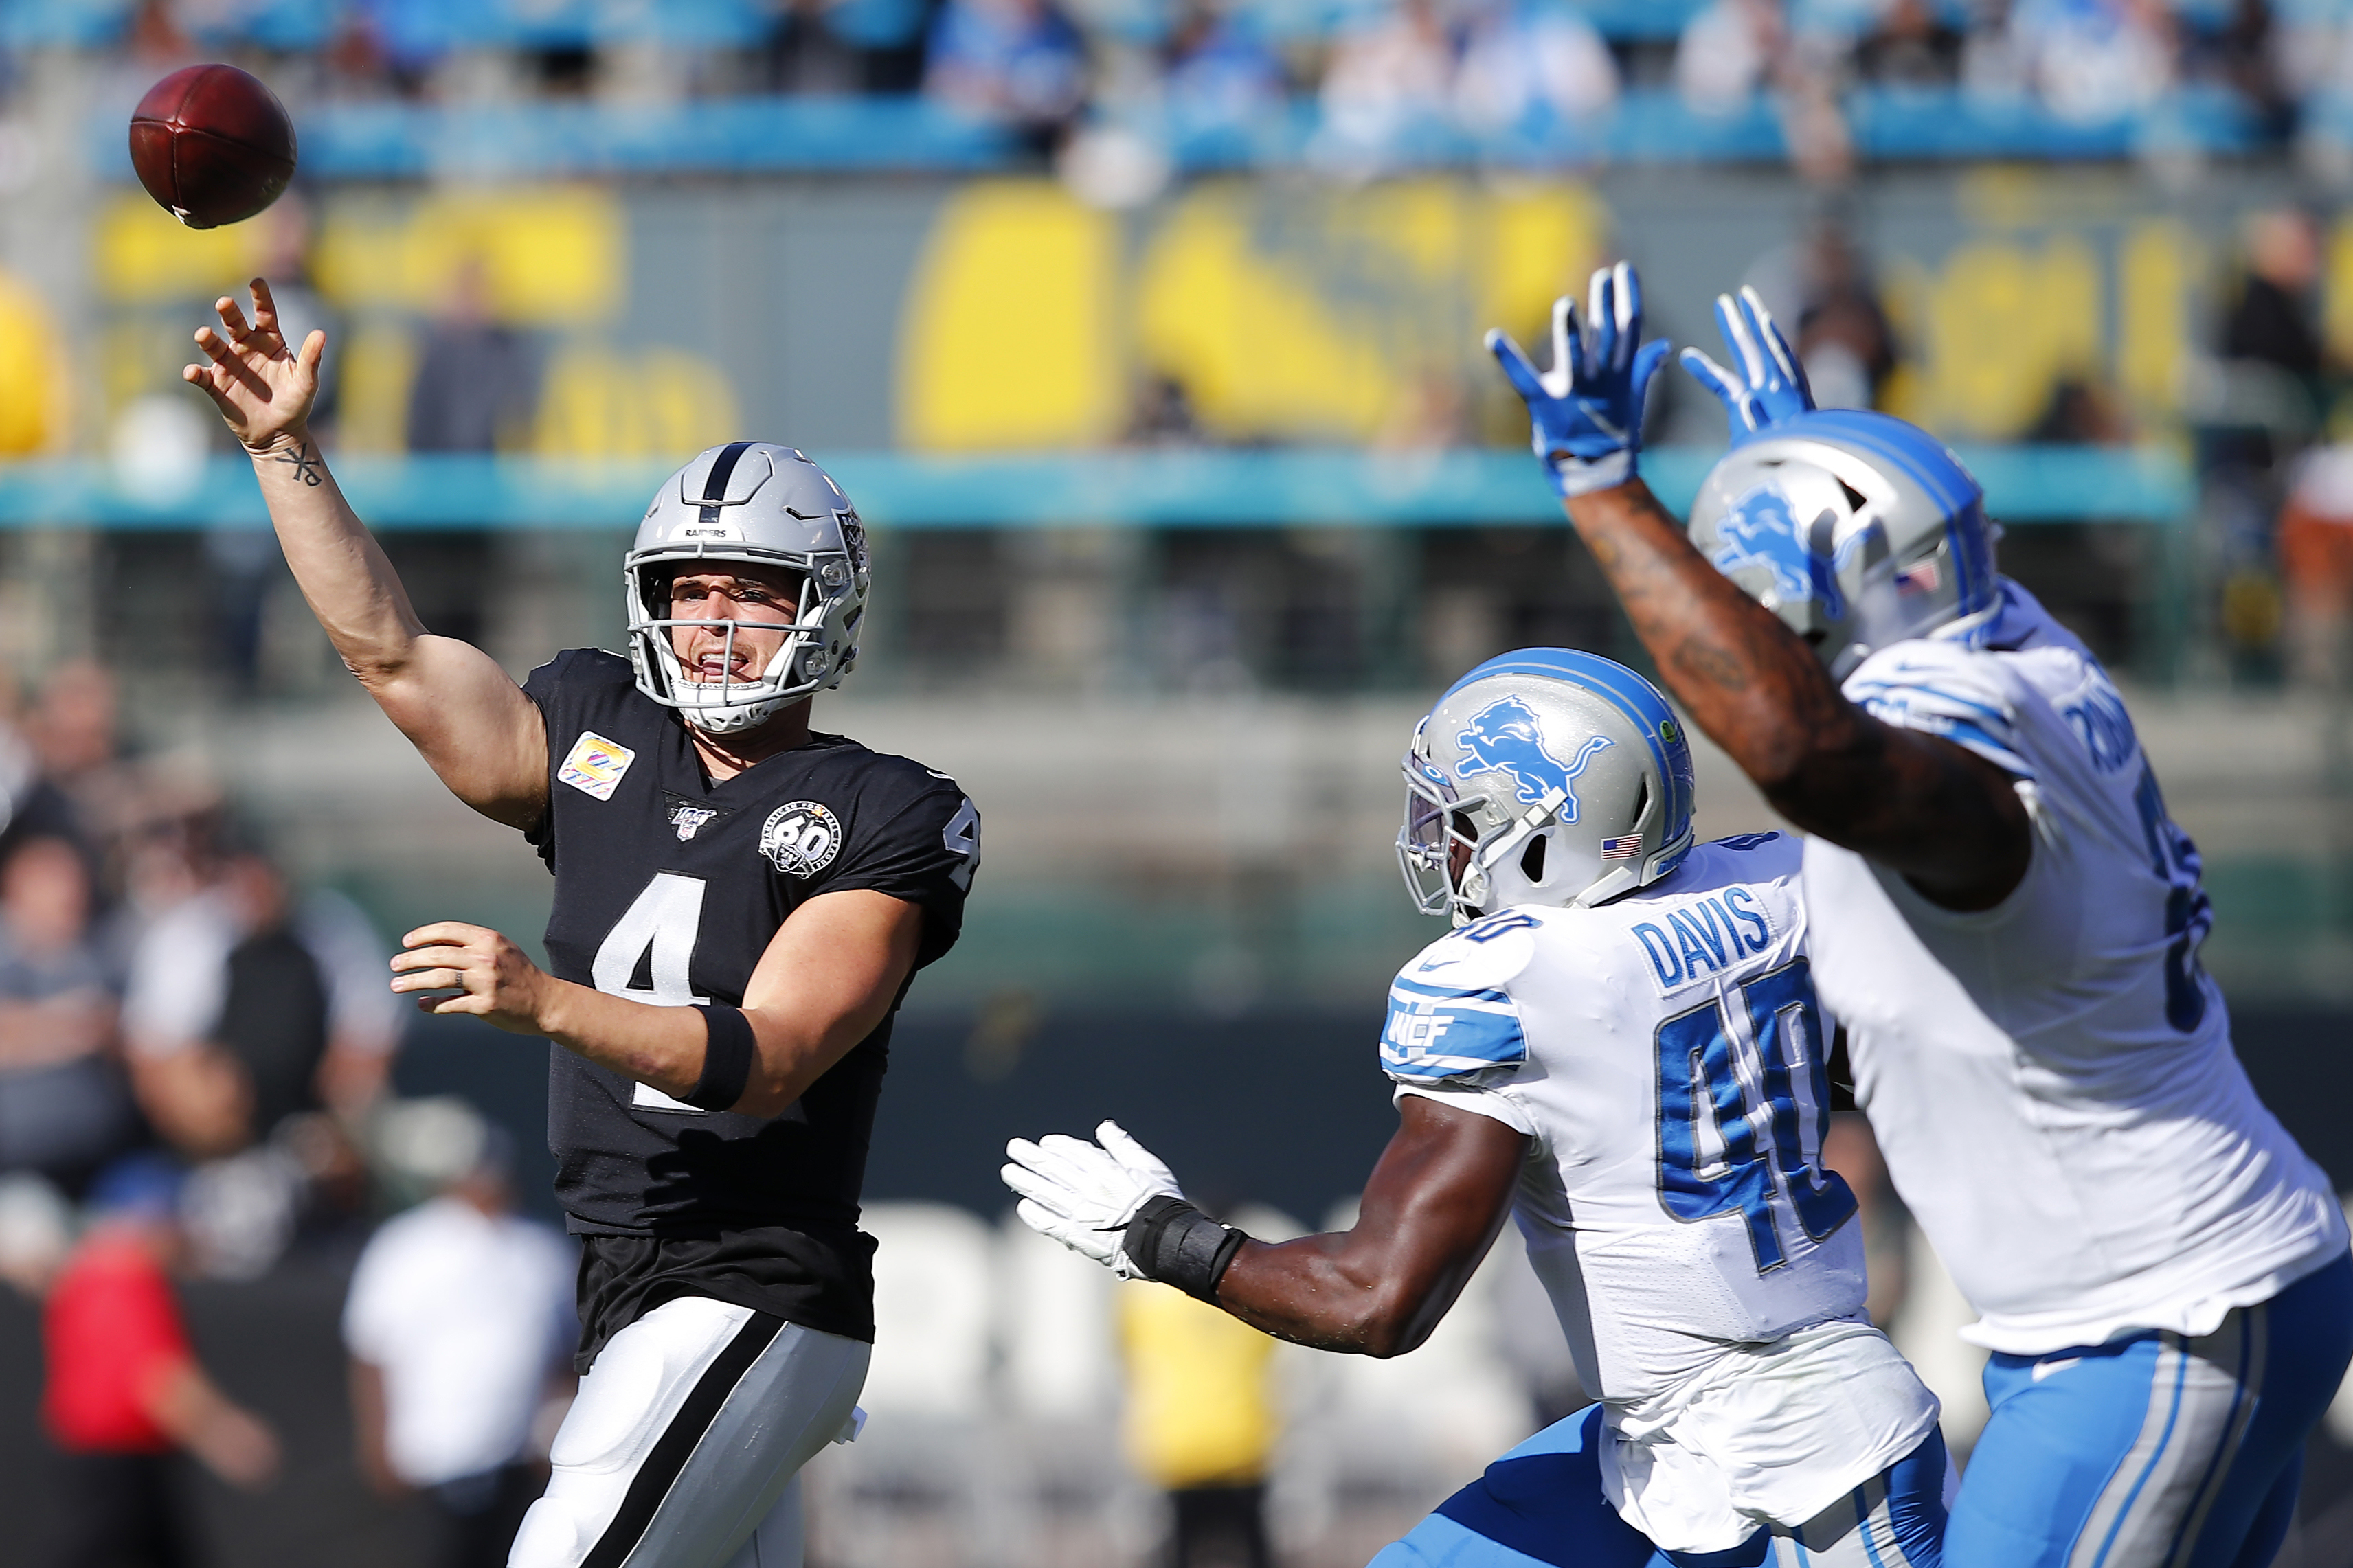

1002,1120,1182,1278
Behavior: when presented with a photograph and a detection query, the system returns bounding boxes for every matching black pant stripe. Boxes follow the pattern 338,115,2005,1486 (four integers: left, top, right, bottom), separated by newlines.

580,1308,787,1568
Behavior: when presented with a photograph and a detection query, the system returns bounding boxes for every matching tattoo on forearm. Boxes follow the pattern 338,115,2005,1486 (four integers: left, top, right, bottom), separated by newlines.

271,440,324,487
1671,639,1752,691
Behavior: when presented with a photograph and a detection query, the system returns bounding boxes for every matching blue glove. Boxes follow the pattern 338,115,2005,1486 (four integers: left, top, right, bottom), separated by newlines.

1486,261,1671,499
1679,285,1814,441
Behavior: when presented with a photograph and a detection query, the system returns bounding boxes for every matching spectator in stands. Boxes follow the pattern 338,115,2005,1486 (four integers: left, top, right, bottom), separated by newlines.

406,260,541,453
0,668,85,880
345,1103,575,1568
1794,220,1899,409
1162,0,1290,139
1453,0,1619,139
1676,0,1783,113
1318,0,1457,166
0,837,135,1198
27,660,130,873
923,0,1091,146
1856,0,1963,84
1118,1276,1279,1568
2279,442,2353,688
43,1155,280,1567
2007,0,2176,122
122,831,397,1275
2225,205,2327,395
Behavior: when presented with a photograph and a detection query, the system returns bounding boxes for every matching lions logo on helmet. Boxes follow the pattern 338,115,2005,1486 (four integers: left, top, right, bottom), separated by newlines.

1454,697,1613,821
1400,650,1695,926
1689,410,1998,679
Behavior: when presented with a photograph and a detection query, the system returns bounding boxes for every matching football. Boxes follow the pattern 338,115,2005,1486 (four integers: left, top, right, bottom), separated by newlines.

128,64,297,230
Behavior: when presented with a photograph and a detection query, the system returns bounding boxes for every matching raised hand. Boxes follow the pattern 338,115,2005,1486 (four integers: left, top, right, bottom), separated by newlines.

182,277,324,455
1486,261,1671,499
1679,285,1814,441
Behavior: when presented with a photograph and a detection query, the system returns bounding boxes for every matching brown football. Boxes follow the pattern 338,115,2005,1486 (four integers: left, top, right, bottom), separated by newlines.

128,64,297,230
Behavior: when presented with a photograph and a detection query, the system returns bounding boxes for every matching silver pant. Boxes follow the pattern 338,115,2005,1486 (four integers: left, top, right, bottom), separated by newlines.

508,1297,869,1568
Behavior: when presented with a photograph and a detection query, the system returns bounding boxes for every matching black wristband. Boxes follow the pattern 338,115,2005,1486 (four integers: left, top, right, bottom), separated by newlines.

686,1004,757,1113
1123,1194,1248,1302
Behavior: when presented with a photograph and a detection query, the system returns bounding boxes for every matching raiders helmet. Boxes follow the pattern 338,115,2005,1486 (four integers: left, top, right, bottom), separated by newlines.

625,442,870,734
1399,648,1696,925
1686,410,1999,681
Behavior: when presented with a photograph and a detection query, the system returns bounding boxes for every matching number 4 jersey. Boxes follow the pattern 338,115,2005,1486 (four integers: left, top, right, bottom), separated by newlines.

521,650,978,1267
1810,581,2345,1357
1381,833,1940,1554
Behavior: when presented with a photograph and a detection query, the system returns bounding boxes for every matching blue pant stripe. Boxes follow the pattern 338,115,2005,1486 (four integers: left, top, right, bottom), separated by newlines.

2091,1337,2191,1568
1855,1485,1888,1568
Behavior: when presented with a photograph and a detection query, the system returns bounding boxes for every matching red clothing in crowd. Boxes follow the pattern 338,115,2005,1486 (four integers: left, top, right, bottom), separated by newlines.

42,1228,192,1454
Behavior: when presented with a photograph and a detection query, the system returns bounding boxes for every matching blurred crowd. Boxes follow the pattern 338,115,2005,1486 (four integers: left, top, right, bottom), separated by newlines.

49,0,2353,179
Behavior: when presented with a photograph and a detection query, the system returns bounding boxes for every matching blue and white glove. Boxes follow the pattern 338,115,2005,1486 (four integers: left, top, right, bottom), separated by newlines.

1679,285,1814,441
1486,260,1671,499
1003,1120,1182,1279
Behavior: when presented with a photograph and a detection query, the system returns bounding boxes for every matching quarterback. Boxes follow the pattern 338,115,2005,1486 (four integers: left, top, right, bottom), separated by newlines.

1007,649,1950,1566
1486,264,2350,1568
183,282,980,1568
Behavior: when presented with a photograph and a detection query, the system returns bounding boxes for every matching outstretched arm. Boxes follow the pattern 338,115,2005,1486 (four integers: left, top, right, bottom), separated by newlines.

1215,1097,1524,1356
185,280,545,828
1487,271,2029,911
1005,1097,1525,1359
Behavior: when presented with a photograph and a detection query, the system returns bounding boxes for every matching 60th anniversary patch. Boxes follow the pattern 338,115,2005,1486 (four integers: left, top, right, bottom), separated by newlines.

760,800,842,877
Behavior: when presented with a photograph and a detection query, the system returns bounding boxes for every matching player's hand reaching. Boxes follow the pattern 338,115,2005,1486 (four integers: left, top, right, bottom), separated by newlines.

1003,1121,1184,1277
1487,260,1671,499
1680,285,1814,440
391,921,554,1034
183,277,324,455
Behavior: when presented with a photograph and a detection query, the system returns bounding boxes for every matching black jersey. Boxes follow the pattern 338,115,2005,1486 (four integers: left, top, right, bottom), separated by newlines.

520,650,976,1337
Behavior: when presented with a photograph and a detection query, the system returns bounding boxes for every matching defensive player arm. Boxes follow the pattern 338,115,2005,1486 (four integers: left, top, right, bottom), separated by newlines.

390,889,926,1117
183,280,546,828
1217,1098,1524,1358
1562,479,2029,910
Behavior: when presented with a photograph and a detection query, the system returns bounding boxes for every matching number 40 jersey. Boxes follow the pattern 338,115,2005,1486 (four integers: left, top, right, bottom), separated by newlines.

1381,832,1940,1554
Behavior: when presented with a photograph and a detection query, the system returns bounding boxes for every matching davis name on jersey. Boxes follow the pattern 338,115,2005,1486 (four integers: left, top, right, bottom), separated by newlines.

1809,581,2347,1355
1380,833,1939,1551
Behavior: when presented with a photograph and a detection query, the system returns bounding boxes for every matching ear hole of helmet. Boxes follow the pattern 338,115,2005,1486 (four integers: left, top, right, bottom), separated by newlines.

1837,477,1868,513
1632,775,1652,828
1520,833,1547,882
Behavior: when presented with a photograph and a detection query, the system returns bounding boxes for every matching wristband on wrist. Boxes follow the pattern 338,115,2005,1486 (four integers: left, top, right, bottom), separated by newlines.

686,1003,757,1113
1123,1194,1248,1302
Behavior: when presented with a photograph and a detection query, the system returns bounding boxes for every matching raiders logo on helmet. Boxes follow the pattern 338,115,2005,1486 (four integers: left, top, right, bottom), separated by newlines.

759,800,842,878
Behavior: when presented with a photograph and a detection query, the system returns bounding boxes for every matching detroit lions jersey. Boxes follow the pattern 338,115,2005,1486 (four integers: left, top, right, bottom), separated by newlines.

1808,581,2345,1357
1380,834,1939,1552
521,650,977,1337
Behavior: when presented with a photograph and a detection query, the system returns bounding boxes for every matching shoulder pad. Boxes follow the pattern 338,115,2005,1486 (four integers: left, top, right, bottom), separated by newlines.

1397,908,1544,995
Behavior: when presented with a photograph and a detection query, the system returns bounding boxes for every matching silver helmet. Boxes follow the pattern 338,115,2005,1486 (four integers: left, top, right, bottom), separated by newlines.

625,442,871,735
1686,410,1999,681
1399,648,1696,925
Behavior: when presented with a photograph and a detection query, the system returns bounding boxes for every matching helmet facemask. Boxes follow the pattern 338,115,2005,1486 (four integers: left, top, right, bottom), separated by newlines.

626,549,862,735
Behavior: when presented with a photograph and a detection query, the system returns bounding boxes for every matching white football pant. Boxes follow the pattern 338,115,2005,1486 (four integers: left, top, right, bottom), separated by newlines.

507,1296,868,1568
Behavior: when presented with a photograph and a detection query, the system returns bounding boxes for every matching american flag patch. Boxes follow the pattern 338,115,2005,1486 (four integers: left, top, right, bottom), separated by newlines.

1601,833,1642,861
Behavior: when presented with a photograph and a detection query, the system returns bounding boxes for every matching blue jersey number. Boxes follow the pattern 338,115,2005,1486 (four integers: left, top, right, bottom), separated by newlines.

1654,957,1857,1273
2132,763,2211,1034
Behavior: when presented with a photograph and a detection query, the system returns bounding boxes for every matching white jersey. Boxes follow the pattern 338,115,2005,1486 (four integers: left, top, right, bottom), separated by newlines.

1810,580,2347,1357
1380,834,1939,1553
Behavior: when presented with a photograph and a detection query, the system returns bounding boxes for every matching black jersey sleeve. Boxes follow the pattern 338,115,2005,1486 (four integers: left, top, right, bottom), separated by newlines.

518,648,589,871
815,773,978,970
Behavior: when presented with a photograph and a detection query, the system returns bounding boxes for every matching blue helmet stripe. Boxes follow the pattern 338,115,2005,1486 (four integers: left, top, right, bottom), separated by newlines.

1777,410,1997,618
1439,648,1694,837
